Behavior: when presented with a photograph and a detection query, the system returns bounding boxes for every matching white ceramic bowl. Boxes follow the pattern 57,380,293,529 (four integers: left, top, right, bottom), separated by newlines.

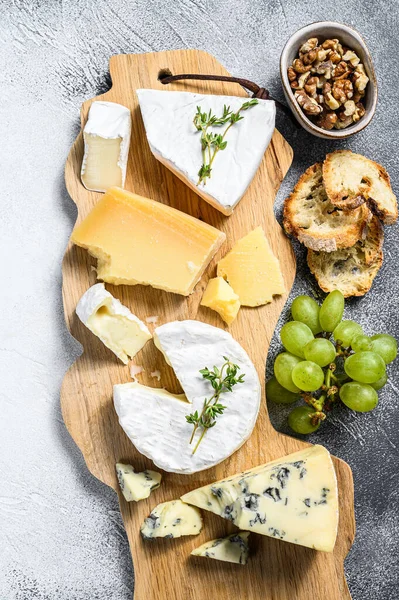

280,21,378,139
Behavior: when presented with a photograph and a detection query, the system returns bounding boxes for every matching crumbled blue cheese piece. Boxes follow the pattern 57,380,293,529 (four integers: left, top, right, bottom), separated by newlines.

116,463,161,502
191,531,250,564
140,500,202,540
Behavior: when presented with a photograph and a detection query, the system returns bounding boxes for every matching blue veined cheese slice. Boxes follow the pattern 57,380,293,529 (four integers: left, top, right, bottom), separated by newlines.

137,89,275,216
181,445,339,552
113,320,261,474
116,463,162,502
140,500,202,540
191,532,250,564
76,283,151,364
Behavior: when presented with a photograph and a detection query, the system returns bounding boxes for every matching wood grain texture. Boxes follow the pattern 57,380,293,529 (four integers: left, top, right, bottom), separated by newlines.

61,50,355,600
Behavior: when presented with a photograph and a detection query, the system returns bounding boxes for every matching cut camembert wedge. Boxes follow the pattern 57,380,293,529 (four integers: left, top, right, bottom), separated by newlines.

113,320,261,474
71,187,225,295
76,283,151,364
81,101,131,192
137,89,275,215
182,445,339,552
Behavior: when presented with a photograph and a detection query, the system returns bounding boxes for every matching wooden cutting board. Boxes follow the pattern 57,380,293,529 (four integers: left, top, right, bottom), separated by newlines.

61,49,355,600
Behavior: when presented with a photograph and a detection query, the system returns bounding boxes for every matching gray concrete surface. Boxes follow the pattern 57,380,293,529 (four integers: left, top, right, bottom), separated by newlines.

1,0,398,598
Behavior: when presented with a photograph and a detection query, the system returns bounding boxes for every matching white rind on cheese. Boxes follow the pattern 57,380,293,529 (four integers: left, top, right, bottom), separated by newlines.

140,499,202,540
114,320,261,474
116,463,162,502
181,445,339,552
191,531,250,564
81,101,131,192
76,283,151,364
137,89,275,215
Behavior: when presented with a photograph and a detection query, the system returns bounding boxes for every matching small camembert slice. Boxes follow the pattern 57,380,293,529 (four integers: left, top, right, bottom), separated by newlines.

181,445,339,552
81,101,131,192
191,532,250,564
116,463,161,502
137,89,275,216
113,320,261,474
71,187,225,295
201,277,240,325
140,500,202,540
217,226,286,306
76,283,151,364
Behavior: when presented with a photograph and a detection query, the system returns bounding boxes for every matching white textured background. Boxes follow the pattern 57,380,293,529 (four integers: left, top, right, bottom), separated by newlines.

1,1,398,598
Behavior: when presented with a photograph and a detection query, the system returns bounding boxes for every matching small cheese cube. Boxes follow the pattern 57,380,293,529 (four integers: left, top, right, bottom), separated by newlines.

191,532,250,564
116,463,161,502
140,500,202,540
201,277,240,325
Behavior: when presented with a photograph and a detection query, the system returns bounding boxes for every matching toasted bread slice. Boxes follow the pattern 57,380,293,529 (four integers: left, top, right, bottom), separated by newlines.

323,150,398,224
307,217,384,297
283,163,371,252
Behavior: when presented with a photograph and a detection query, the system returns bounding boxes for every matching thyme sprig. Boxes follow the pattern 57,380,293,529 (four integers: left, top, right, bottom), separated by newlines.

186,357,245,454
193,99,258,186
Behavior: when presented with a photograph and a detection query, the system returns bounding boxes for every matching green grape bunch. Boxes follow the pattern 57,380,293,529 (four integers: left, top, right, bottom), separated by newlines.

268,290,398,435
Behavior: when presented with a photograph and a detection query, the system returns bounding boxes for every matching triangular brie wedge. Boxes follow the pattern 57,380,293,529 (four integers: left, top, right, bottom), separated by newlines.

181,445,339,552
114,320,261,474
137,90,275,216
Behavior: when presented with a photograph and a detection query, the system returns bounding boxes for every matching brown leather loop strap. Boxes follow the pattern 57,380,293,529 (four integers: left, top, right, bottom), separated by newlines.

158,70,298,125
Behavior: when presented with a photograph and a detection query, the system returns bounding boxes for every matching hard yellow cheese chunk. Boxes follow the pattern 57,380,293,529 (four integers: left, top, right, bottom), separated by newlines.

201,277,240,325
217,226,285,307
71,187,226,295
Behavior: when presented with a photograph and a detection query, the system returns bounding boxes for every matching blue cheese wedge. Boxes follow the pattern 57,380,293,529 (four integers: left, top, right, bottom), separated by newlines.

116,463,161,502
76,283,151,364
140,500,202,540
192,532,250,564
113,320,261,474
137,89,275,216
81,101,131,192
181,445,339,552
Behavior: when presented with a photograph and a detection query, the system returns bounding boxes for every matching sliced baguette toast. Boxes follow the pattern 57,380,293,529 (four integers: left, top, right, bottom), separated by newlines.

323,150,398,224
283,163,371,252
307,216,384,297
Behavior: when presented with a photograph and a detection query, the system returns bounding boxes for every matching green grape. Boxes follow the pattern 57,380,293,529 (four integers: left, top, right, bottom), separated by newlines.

339,382,378,412
280,321,314,358
266,377,299,404
274,352,302,393
370,373,388,391
319,290,345,332
291,295,322,335
370,334,398,364
288,405,320,434
304,338,336,367
351,334,372,352
333,320,363,347
291,361,324,392
344,351,386,384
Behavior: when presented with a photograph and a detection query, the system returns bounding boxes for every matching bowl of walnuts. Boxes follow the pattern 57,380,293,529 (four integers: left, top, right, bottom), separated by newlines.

280,21,377,139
